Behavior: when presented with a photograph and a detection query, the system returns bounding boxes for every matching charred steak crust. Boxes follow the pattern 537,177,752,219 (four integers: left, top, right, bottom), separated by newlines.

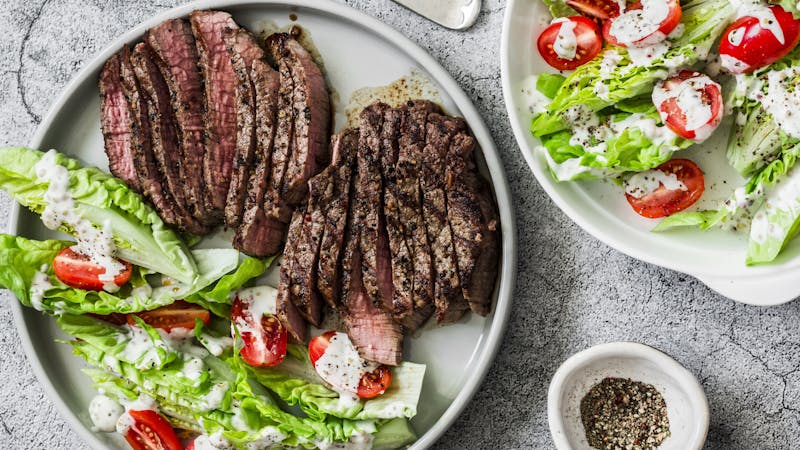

446,133,500,316
233,58,285,257
287,205,325,327
100,49,141,193
276,209,310,343
280,37,331,205
146,19,217,225
421,112,471,324
130,43,211,236
222,28,265,228
317,130,359,309
190,10,239,217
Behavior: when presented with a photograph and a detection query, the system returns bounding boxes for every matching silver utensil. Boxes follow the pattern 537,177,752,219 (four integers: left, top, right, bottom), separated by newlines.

392,0,482,30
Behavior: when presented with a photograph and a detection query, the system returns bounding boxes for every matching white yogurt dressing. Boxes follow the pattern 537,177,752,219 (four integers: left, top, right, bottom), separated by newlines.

198,332,235,356
34,150,125,292
751,166,800,243
317,431,375,450
552,18,578,60
625,169,687,198
314,332,379,403
627,40,671,66
88,394,124,432
115,394,158,435
652,74,721,141
609,0,669,47
749,66,800,139
243,427,286,450
193,432,234,450
234,285,278,336
30,264,53,311
736,0,785,44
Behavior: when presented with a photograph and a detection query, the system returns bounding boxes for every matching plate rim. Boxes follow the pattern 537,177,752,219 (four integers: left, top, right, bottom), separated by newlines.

8,0,518,448
499,0,800,305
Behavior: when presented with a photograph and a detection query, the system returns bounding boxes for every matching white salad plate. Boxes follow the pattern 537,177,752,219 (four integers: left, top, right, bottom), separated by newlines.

501,0,800,305
7,1,517,448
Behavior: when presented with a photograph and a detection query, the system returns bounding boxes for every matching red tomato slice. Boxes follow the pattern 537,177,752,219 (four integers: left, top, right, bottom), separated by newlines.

603,0,682,47
566,0,622,19
52,247,132,291
625,159,705,219
652,70,723,142
357,366,392,399
123,410,182,450
308,331,393,399
537,16,602,70
127,301,211,332
719,5,800,74
231,296,287,367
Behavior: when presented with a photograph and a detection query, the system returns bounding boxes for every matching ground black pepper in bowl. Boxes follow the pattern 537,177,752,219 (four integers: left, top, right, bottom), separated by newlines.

579,377,670,450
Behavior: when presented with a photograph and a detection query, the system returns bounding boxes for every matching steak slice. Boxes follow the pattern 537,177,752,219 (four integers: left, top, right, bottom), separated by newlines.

146,19,217,225
379,106,418,330
339,195,403,366
99,49,140,192
356,103,394,316
190,10,239,216
317,130,358,308
130,43,211,236
394,100,441,327
446,133,500,316
275,209,309,343
233,58,285,257
223,28,266,229
279,36,331,205
421,112,470,324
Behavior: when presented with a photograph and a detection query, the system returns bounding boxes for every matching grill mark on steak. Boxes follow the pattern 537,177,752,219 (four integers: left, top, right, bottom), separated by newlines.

233,58,284,257
99,49,141,193
339,182,403,366
421,112,470,324
379,106,418,330
279,37,331,205
190,10,239,216
130,43,211,235
356,103,394,316
395,100,441,327
446,133,499,316
276,209,310,343
317,130,358,309
222,28,265,229
146,19,217,225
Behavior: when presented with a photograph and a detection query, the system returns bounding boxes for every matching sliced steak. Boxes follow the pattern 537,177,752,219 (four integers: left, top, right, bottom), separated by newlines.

190,11,239,216
356,103,394,316
421,112,470,324
223,28,266,229
317,130,359,308
130,43,210,235
233,58,285,257
394,100,441,327
146,19,217,226
275,209,309,343
339,196,403,366
446,133,500,316
379,106,417,329
279,36,331,205
99,49,140,192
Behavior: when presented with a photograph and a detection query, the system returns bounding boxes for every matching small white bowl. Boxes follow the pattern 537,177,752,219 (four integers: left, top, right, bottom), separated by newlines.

548,342,709,450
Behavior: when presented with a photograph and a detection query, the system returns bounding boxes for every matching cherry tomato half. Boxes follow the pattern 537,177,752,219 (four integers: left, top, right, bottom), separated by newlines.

652,70,723,142
127,301,211,332
122,409,182,450
308,331,393,399
231,296,287,368
719,5,800,74
625,159,705,219
566,0,622,19
603,0,682,47
53,247,132,291
537,16,602,70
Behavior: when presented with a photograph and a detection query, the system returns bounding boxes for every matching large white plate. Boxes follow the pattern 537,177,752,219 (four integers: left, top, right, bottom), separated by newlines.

8,1,517,448
501,0,800,305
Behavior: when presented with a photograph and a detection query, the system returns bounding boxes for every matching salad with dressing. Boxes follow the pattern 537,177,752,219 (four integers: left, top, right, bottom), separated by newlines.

530,0,800,264
0,147,425,449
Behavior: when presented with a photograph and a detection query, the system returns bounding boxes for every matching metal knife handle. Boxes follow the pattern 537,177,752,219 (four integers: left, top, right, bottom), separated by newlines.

392,0,482,31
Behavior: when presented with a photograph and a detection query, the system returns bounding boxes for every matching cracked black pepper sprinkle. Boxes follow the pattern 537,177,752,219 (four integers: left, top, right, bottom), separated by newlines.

580,377,670,450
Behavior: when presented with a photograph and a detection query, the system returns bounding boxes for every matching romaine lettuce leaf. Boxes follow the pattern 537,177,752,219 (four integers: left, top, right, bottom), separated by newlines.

0,147,197,283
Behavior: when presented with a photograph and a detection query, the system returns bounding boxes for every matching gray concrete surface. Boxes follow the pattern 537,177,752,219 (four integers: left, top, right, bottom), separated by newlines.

0,0,798,449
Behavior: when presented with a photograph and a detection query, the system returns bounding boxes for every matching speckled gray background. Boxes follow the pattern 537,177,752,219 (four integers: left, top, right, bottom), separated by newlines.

0,0,798,449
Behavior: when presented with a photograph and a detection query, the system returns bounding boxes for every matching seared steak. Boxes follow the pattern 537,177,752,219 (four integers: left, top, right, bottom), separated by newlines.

223,28,265,229
356,103,394,315
99,49,141,192
278,36,331,205
275,209,309,343
233,58,285,257
190,11,239,216
421,113,470,324
130,43,211,235
446,133,499,316
146,19,217,225
317,130,358,308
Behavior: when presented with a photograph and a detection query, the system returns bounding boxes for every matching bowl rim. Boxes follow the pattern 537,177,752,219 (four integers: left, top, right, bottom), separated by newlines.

7,1,518,448
547,341,710,450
